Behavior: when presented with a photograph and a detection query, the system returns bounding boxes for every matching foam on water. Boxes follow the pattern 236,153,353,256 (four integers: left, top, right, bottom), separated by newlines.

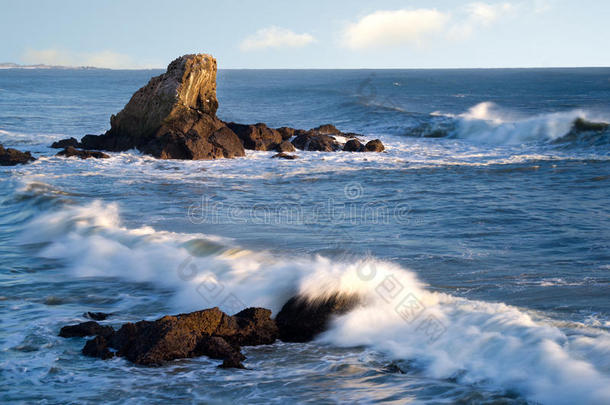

18,197,610,405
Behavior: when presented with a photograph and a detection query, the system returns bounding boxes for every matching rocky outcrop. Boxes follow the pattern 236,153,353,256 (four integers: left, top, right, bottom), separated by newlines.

276,127,295,141
226,122,282,151
73,54,245,160
292,133,342,152
275,294,360,342
343,139,364,152
0,144,36,166
276,140,296,153
364,139,385,152
60,307,278,368
56,146,110,159
51,137,80,149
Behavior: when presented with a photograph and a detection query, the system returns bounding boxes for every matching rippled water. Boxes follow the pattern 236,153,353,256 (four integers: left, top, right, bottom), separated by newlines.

1,68,609,404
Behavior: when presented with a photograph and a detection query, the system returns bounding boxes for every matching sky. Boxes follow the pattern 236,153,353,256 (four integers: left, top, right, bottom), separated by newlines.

1,0,609,69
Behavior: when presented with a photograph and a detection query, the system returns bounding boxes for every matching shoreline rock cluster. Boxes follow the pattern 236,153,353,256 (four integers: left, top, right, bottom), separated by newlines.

59,294,358,369
51,54,385,160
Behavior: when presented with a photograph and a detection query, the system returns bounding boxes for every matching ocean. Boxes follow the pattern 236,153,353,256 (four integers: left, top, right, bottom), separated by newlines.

0,67,609,404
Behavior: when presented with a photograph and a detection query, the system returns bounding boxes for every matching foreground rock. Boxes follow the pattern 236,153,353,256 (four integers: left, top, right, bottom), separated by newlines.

272,152,298,160
56,146,110,159
52,54,384,159
275,294,360,342
0,144,36,166
60,307,278,368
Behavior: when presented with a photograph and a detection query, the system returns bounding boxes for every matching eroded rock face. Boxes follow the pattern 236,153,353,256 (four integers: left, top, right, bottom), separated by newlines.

0,144,36,166
60,307,278,369
77,54,245,160
275,294,360,342
276,140,296,153
226,122,283,151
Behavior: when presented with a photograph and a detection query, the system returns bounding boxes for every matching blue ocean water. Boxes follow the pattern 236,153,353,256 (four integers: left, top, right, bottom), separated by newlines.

0,68,609,404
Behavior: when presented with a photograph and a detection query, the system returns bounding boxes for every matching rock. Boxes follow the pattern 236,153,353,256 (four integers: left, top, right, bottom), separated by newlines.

63,307,278,368
56,146,110,159
343,139,364,152
51,137,80,149
275,294,360,342
571,117,609,133
292,133,341,152
276,127,295,141
0,144,36,166
78,54,244,160
276,140,296,153
59,321,114,338
82,335,114,360
226,122,283,151
85,312,111,321
312,124,341,135
272,153,298,160
364,139,385,152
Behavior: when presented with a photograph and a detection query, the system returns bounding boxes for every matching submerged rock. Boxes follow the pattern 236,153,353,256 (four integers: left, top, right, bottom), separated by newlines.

272,152,298,160
51,137,80,149
61,307,278,368
0,144,36,166
571,117,609,133
85,312,111,321
56,146,110,159
275,294,360,342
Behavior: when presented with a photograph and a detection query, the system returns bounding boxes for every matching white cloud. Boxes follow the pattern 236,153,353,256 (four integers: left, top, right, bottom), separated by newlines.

22,48,156,69
240,27,315,51
466,2,514,25
343,9,449,50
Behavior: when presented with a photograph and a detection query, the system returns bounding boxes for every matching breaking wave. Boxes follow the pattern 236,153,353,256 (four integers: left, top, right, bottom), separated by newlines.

16,195,610,405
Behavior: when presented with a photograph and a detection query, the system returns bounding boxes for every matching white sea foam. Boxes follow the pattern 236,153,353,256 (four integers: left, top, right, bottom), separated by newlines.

19,199,610,405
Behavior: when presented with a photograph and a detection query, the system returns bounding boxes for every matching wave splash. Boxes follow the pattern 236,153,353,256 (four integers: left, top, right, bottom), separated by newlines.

18,198,610,405
415,102,610,146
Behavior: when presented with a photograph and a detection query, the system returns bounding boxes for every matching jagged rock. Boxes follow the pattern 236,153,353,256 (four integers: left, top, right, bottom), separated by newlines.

364,139,385,152
276,140,296,153
272,153,298,160
59,321,114,338
343,139,364,152
275,294,360,342
276,127,295,140
312,124,341,135
62,307,277,368
56,146,110,159
226,122,283,151
292,133,341,152
82,335,114,359
51,137,80,149
78,54,244,160
0,144,35,166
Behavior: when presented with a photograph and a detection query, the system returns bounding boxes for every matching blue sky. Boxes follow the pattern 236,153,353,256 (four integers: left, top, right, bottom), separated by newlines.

1,0,608,69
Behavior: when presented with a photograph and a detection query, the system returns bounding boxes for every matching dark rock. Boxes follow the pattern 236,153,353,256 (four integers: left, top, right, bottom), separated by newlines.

77,54,244,160
272,153,298,160
82,335,114,360
67,307,278,367
292,133,341,152
343,139,364,152
312,124,341,135
51,137,80,149
276,127,295,141
59,321,114,338
226,122,282,151
0,144,36,166
56,146,110,159
85,312,111,321
275,294,360,342
364,139,385,152
276,140,296,153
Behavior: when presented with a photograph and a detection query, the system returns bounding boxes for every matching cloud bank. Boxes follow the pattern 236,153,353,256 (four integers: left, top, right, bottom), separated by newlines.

343,2,520,49
240,26,315,51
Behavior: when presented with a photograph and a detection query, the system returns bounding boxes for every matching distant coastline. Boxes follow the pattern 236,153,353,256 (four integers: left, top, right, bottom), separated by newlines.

0,62,110,70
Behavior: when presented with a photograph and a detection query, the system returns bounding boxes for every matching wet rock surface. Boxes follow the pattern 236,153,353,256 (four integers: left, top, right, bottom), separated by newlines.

0,144,36,166
56,146,110,159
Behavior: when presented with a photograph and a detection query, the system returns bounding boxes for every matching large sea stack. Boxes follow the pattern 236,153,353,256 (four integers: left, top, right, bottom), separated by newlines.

80,54,245,160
